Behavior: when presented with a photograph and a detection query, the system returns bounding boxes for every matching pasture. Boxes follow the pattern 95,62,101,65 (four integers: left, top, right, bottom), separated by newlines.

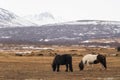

0,46,119,80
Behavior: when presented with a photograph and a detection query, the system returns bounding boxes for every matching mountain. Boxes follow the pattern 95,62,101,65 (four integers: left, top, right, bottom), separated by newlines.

0,8,36,28
0,20,120,47
0,8,120,46
24,12,58,25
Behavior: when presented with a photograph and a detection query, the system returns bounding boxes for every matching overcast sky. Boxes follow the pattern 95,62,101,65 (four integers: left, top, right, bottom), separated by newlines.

0,0,120,21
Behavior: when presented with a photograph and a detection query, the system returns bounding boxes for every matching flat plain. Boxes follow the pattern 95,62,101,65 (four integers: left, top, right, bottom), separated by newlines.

0,46,119,80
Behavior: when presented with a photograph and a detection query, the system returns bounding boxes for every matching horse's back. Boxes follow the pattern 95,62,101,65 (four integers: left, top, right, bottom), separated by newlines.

53,54,72,65
82,54,98,64
60,54,72,65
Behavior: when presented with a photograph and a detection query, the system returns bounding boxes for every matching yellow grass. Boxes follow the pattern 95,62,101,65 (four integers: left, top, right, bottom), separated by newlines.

0,56,119,80
0,47,119,80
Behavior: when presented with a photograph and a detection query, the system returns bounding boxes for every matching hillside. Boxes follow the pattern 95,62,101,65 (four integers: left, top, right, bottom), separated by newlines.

0,20,120,47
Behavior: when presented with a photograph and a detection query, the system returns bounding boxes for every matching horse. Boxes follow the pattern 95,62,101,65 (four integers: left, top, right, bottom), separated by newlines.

79,54,107,70
52,54,73,72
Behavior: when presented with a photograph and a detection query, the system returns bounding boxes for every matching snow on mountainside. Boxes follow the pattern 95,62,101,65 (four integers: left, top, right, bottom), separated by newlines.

59,20,120,25
1,8,120,28
1,8,120,46
24,12,58,25
0,8,36,28
0,19,120,47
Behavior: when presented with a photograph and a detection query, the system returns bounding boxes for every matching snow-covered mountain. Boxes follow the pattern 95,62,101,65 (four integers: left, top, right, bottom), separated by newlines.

0,8,36,28
1,8,120,46
24,12,59,25
0,8,61,27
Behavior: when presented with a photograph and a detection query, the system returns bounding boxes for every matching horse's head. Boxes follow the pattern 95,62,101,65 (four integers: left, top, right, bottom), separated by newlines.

52,54,60,72
52,63,56,71
97,54,107,69
79,60,84,71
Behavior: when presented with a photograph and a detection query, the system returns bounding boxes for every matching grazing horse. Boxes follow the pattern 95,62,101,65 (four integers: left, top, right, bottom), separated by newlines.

52,54,73,72
79,54,107,70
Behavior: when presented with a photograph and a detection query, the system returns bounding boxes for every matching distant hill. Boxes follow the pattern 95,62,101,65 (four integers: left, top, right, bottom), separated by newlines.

0,8,120,47
0,20,120,47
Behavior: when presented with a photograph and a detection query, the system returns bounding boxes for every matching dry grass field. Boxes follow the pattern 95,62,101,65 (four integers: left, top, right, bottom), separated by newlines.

0,46,120,80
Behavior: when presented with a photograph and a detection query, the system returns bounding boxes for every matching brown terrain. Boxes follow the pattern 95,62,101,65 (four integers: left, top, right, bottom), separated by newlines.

0,45,120,80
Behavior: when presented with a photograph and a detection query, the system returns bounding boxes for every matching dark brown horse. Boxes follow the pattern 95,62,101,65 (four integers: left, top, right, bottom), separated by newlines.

52,54,73,72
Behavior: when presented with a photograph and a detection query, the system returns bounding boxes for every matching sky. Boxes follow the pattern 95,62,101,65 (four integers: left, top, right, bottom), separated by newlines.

0,0,120,21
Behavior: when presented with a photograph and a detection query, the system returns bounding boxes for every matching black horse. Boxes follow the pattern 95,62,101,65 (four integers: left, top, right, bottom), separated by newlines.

79,54,107,70
52,54,73,72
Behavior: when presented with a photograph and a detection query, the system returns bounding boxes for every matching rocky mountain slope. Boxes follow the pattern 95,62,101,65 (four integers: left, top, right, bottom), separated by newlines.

0,20,120,46
0,8,120,46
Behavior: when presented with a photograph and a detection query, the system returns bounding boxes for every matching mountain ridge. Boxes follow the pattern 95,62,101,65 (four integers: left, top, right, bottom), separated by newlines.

0,20,120,46
1,8,120,28
0,8,120,47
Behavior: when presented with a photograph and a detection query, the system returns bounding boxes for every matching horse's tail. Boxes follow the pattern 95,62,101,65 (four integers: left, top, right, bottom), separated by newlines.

79,60,84,71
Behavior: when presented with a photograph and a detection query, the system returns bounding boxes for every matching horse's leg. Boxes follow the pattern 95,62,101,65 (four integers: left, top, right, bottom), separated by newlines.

91,64,94,70
86,61,90,70
69,63,73,72
65,64,68,72
57,64,60,72
100,63,106,70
